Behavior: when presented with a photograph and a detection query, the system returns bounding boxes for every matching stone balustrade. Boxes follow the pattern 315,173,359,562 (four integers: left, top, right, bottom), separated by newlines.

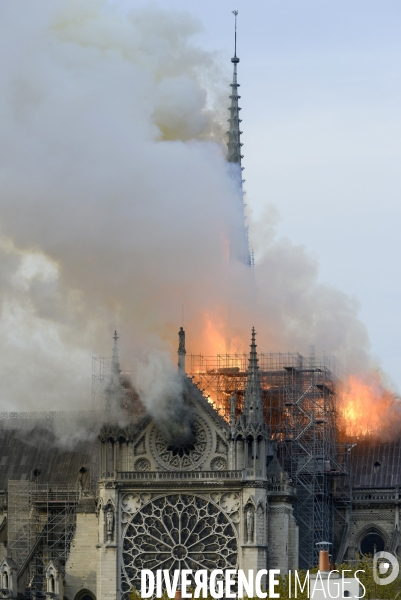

116,469,243,480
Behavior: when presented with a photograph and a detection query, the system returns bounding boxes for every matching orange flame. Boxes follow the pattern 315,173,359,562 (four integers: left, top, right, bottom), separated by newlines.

202,313,228,354
198,312,246,356
338,373,401,440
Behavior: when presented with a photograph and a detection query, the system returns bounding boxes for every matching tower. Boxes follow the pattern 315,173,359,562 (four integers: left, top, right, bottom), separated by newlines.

227,10,252,267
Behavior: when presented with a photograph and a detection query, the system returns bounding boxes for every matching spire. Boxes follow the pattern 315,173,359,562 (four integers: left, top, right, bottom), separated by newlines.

177,326,186,373
111,330,120,376
105,330,122,413
243,327,263,423
226,11,251,267
227,10,243,166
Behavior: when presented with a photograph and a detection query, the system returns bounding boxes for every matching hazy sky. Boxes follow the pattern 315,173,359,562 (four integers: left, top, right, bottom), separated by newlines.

119,0,401,388
0,0,399,413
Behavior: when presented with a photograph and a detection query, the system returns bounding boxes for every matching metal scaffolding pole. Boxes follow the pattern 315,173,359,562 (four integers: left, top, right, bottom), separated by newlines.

8,481,79,597
188,351,347,568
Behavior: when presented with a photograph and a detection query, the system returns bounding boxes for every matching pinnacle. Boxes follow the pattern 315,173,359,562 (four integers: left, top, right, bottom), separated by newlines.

243,328,262,423
112,330,120,374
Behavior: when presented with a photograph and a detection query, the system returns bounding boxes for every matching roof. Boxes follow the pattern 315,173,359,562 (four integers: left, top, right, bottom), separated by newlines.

0,415,99,489
350,439,401,488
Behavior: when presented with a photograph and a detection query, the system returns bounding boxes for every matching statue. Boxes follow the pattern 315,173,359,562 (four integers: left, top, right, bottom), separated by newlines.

106,508,114,541
178,327,186,353
246,507,254,543
178,327,186,372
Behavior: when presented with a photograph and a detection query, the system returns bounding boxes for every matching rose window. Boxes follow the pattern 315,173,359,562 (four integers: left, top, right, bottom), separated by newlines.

121,494,238,596
150,417,211,470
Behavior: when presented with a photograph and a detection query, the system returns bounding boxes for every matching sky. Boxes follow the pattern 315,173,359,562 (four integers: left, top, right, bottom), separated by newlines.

0,0,400,415
120,0,401,388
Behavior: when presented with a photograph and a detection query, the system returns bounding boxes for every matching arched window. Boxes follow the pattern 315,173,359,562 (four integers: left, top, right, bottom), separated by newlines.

74,590,96,600
48,575,54,593
360,530,385,555
3,572,8,589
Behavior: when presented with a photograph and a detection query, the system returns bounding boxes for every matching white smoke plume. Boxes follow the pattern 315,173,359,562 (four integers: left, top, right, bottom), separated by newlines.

132,352,194,445
0,0,374,428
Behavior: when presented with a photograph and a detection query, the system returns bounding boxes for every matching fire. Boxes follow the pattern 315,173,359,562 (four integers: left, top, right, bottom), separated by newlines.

187,312,249,416
338,373,401,439
199,312,246,357
202,313,228,354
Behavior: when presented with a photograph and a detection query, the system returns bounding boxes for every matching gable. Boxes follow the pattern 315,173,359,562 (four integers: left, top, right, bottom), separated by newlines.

127,380,229,473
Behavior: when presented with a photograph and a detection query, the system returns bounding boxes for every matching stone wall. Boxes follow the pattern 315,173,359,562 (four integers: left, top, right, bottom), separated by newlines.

267,504,291,571
65,498,98,600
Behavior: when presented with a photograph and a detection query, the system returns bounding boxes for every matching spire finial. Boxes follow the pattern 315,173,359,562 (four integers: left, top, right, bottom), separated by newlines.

231,11,239,63
227,10,241,162
112,330,120,374
232,10,238,58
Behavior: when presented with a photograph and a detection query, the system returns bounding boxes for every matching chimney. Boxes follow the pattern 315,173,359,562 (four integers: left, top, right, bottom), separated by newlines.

319,549,330,572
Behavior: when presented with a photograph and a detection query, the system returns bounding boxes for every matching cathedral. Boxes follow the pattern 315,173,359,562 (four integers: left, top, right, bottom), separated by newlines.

0,327,299,599
0,323,400,598
98,328,298,599
0,16,399,600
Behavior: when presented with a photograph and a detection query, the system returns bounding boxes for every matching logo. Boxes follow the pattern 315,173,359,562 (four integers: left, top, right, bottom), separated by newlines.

373,551,399,586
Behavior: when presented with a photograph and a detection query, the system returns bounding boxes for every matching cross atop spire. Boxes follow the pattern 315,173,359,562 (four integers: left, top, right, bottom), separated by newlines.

243,327,263,423
232,10,239,61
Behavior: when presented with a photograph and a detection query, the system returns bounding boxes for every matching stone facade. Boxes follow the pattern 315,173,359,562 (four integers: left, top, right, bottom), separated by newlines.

0,363,300,600
335,487,401,563
65,498,98,600
94,367,298,599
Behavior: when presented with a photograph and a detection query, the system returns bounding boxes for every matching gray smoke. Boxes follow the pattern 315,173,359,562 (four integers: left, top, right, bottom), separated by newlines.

132,352,194,444
0,0,377,438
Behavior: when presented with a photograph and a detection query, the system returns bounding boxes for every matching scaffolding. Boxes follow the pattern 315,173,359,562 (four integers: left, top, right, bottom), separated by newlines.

92,356,111,410
91,349,348,567
188,351,346,569
8,481,79,597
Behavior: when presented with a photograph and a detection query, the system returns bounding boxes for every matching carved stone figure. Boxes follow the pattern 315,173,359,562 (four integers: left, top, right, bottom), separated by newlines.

106,508,114,541
246,507,254,543
178,327,186,352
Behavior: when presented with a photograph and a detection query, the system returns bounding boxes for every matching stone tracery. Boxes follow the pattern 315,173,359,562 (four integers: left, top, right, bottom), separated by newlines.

121,494,238,596
150,417,211,470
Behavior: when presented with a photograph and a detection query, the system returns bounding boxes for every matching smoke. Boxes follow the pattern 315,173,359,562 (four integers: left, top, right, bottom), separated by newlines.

250,206,371,371
0,0,382,435
0,411,102,450
132,352,194,445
